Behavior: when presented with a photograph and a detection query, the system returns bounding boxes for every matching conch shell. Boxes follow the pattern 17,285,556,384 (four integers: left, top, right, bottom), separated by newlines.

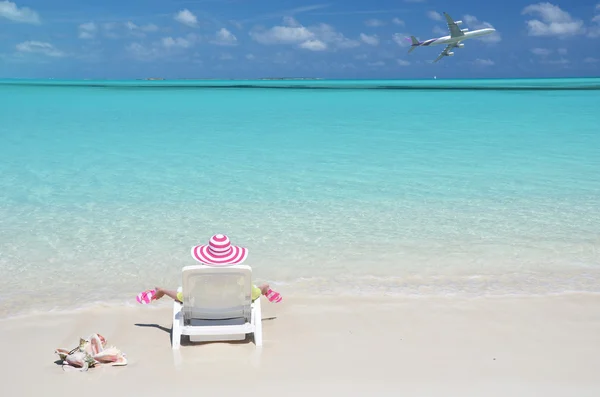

80,334,106,356
63,351,96,372
93,346,128,366
55,348,72,362
55,333,127,372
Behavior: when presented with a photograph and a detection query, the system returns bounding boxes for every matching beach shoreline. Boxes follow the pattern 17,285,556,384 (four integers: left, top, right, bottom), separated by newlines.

3,263,600,319
2,294,599,396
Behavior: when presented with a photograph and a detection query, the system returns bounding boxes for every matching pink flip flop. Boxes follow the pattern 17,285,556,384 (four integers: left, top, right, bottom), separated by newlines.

265,288,282,303
136,289,157,304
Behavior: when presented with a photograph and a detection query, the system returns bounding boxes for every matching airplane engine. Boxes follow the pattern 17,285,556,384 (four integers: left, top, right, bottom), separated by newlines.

457,43,464,48
461,28,469,32
447,52,455,56
455,20,463,25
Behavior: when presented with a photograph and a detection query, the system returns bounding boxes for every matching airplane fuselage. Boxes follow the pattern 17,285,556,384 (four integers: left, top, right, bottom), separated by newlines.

418,28,496,47
406,12,497,62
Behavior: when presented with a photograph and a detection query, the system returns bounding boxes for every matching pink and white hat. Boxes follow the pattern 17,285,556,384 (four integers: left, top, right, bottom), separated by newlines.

191,234,248,266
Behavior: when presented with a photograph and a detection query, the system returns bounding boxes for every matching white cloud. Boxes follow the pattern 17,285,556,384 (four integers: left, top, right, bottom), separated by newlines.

250,17,359,51
127,34,197,61
463,15,501,43
531,47,552,56
300,39,327,51
174,9,198,27
15,41,64,57
474,58,494,66
589,7,600,37
312,23,360,49
392,33,410,47
397,59,410,66
245,53,255,60
542,58,570,65
281,16,301,27
78,22,97,39
427,11,442,21
392,18,405,26
126,21,159,33
354,54,368,60
0,0,40,24
161,36,192,48
365,18,385,27
360,33,379,46
230,20,243,30
584,57,598,63
521,3,585,37
76,20,160,40
211,28,238,46
93,21,160,39
250,18,313,44
557,48,567,55
126,43,160,61
368,61,385,67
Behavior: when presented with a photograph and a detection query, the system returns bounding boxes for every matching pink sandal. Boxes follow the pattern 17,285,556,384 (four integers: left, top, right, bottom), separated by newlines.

265,288,282,303
136,289,157,304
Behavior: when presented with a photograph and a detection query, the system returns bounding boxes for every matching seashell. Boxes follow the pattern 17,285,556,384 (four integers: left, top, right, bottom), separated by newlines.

55,348,72,361
89,334,104,356
93,346,128,366
63,364,88,372
65,351,95,369
56,334,126,370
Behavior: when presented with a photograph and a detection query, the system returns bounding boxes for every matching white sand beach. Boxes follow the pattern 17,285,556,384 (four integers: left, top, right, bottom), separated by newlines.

1,294,599,397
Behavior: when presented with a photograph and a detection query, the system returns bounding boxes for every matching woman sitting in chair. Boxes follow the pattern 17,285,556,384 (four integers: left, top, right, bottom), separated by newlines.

137,234,282,304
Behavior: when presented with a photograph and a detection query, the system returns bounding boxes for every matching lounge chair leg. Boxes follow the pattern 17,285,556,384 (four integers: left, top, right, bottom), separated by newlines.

172,301,182,350
253,298,263,347
172,329,181,350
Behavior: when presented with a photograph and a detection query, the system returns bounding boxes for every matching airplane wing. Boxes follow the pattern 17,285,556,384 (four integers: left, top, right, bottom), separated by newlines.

433,43,456,63
443,12,465,38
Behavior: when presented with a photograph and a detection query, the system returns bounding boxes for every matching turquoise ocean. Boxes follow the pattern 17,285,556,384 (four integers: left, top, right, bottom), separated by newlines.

1,78,599,318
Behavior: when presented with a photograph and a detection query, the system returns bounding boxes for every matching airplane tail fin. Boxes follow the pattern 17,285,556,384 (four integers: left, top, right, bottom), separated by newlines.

407,36,420,53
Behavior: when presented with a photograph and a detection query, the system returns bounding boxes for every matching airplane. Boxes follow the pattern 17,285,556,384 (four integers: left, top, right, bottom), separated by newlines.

407,12,496,63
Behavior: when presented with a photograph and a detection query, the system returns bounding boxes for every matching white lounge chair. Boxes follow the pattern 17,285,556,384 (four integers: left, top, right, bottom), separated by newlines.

171,264,263,350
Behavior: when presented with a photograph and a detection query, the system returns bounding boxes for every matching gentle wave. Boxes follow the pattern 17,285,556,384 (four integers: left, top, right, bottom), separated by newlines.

2,271,600,319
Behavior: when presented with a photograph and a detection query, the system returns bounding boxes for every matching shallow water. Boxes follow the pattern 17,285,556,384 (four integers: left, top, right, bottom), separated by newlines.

1,78,599,317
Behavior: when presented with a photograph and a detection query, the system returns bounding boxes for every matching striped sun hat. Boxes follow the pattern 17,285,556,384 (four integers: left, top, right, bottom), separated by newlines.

191,234,248,265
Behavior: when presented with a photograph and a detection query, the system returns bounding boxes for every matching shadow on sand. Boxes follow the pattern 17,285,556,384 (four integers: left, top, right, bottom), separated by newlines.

134,318,277,369
134,316,277,347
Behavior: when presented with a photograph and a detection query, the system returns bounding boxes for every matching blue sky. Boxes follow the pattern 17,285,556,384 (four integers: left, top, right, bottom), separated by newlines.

1,0,599,79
